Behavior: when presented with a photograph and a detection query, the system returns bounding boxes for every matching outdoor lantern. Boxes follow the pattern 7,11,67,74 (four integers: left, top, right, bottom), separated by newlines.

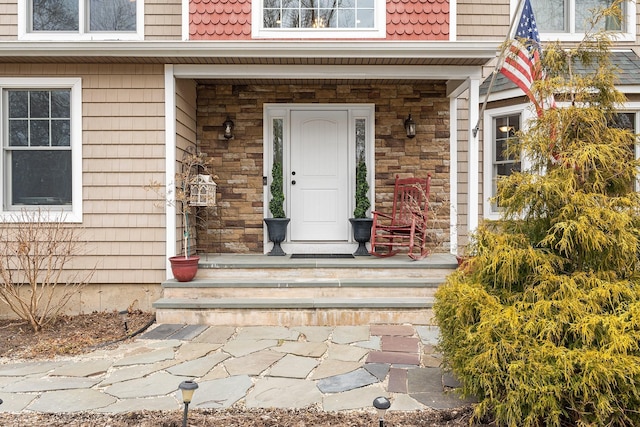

223,116,234,139
404,114,416,138
189,174,217,207
179,380,198,427
373,396,391,427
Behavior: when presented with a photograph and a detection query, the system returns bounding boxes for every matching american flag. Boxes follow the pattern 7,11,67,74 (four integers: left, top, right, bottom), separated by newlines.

500,0,543,113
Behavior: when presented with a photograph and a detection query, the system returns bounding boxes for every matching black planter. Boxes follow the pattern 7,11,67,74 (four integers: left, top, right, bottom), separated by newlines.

264,218,290,256
349,217,373,256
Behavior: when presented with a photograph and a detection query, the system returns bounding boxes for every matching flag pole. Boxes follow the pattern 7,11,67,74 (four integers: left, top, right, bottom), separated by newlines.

472,0,526,137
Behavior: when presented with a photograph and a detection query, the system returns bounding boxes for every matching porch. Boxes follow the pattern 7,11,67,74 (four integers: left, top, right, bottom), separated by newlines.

154,252,457,326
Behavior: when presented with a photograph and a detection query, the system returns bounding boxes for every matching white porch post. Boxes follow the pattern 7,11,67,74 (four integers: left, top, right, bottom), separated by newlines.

449,96,458,254
467,77,480,234
164,64,177,279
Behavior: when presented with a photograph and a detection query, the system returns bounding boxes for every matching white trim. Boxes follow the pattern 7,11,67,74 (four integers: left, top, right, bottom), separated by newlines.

173,64,485,81
449,0,457,41
467,77,480,234
0,40,500,60
0,77,82,223
449,96,458,254
252,0,386,39
482,103,534,220
262,103,375,255
164,65,177,278
182,0,189,41
18,0,144,41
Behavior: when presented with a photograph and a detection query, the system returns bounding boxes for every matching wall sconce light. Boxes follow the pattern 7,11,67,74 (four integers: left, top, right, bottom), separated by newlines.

499,125,514,133
223,116,234,139
404,114,416,139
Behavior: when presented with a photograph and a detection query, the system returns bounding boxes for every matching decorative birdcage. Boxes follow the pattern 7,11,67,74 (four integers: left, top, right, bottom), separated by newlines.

189,174,217,207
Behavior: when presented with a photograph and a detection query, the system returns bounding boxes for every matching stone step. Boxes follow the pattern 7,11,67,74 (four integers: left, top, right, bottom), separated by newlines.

194,267,454,280
154,297,435,326
156,253,455,326
161,278,442,299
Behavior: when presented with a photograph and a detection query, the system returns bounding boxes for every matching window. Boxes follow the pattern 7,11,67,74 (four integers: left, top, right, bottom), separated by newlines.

264,0,375,29
20,0,143,40
531,0,634,40
483,106,531,218
491,114,521,211
1,79,82,222
253,0,385,38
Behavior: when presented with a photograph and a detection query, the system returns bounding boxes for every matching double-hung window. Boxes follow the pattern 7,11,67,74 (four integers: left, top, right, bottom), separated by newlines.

483,106,531,218
531,0,635,41
253,0,385,38
1,79,82,222
19,0,143,40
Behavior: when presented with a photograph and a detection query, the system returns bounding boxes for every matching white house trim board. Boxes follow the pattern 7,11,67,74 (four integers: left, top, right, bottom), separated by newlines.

182,0,190,41
467,77,480,234
0,41,499,62
173,64,485,81
449,0,457,41
164,65,177,278
449,96,458,254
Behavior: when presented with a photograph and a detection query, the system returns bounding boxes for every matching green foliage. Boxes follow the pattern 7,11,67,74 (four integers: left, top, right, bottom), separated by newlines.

435,5,640,426
269,161,286,218
353,160,370,218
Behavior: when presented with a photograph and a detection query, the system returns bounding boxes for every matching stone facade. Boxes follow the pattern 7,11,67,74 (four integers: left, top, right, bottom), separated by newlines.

196,82,451,254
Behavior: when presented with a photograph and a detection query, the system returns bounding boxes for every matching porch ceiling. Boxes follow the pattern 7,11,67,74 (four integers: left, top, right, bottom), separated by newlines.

196,78,448,85
0,40,499,66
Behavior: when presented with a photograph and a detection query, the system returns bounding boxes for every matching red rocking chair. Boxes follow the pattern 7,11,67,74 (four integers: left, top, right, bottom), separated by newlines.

369,174,432,260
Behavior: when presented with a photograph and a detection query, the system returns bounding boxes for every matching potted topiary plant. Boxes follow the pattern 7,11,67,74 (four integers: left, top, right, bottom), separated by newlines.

349,160,373,256
147,147,216,281
264,160,290,256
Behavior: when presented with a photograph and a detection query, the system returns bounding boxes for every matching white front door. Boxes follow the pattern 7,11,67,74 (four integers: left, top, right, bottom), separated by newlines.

289,110,349,241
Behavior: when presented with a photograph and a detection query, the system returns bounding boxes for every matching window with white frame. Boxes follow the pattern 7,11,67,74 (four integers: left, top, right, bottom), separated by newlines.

483,107,527,218
20,0,143,40
531,0,634,40
253,0,385,38
1,79,82,222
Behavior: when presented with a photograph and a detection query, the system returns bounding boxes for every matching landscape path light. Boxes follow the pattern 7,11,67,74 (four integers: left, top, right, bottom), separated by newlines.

373,396,391,427
179,380,198,427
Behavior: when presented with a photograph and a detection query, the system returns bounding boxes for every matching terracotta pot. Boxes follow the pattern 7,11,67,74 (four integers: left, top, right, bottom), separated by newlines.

169,255,200,282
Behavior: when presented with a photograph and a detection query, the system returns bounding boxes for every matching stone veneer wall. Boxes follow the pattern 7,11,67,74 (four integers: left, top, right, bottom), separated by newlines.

196,82,451,254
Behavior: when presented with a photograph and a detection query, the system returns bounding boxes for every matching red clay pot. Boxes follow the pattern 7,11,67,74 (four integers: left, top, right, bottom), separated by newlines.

169,255,200,282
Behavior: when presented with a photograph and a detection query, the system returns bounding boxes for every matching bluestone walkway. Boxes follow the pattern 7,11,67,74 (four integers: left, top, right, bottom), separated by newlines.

0,324,473,414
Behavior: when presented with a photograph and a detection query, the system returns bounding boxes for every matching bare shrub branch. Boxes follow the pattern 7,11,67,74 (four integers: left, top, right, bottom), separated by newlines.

0,209,95,332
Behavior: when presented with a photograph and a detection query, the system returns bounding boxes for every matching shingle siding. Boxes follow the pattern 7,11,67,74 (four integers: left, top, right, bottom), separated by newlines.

0,63,167,285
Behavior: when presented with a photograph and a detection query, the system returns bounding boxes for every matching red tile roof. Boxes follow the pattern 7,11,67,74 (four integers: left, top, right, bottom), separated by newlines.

189,0,449,40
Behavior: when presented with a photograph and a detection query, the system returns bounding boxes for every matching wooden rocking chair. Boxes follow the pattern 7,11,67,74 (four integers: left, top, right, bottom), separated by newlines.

369,174,432,260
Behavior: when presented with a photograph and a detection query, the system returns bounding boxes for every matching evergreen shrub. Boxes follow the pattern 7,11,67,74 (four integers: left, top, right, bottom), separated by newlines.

435,6,640,426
